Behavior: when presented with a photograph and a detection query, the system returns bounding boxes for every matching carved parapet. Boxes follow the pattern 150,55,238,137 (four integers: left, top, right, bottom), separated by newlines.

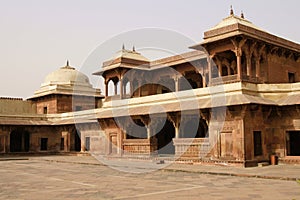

173,138,210,158
122,138,157,156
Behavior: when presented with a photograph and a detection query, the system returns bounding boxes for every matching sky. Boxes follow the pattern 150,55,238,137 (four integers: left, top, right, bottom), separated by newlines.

1,0,300,98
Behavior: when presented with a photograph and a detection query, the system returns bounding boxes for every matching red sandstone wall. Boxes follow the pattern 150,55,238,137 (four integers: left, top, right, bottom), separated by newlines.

266,55,299,83
35,95,102,114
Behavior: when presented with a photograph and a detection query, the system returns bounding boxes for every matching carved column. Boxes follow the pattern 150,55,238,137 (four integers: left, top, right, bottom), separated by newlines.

207,57,212,86
174,75,181,92
236,49,242,80
231,38,247,80
198,70,206,88
147,127,152,139
168,113,180,138
218,65,222,77
119,77,123,99
246,54,251,77
227,66,231,75
138,81,142,97
105,80,109,97
255,59,260,78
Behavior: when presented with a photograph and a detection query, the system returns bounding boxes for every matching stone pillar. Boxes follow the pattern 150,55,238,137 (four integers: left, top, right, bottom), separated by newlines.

118,130,123,155
174,76,179,92
255,59,260,78
81,136,85,152
138,81,142,97
105,81,108,97
202,74,206,88
147,126,151,139
227,66,231,76
119,77,123,99
246,56,251,77
207,57,212,86
236,50,242,80
218,65,222,77
123,82,127,96
175,126,179,138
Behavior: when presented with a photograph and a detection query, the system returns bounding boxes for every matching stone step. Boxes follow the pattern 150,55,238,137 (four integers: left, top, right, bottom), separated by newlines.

258,162,269,167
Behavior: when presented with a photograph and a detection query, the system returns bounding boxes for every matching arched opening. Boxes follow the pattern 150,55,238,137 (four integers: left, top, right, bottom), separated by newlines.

241,53,247,75
10,129,30,152
107,79,115,96
155,119,175,155
116,81,121,95
126,119,147,139
125,81,131,95
179,71,203,91
181,118,208,138
221,65,228,76
157,78,175,94
251,56,256,77
131,79,139,97
74,130,81,152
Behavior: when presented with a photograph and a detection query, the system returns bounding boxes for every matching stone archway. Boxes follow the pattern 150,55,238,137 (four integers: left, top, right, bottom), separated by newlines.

72,130,81,152
10,129,30,152
182,118,208,138
155,119,175,155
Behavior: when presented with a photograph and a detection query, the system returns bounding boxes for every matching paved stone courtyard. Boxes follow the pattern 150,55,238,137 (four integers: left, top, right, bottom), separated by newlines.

0,156,299,200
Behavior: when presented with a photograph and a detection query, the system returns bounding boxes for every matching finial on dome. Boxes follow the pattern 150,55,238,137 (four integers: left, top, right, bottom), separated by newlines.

230,5,234,16
241,11,244,19
132,45,135,52
66,60,69,66
122,44,125,50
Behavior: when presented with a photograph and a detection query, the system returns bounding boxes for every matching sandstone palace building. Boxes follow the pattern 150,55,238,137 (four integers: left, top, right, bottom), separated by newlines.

1,10,300,167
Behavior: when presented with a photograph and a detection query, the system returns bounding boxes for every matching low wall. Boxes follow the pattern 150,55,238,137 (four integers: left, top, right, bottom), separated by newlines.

123,138,157,156
173,138,210,158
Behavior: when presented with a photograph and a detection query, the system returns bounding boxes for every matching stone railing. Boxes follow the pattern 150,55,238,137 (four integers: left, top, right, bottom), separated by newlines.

211,74,262,86
210,75,239,86
241,75,262,84
173,138,210,158
123,138,157,156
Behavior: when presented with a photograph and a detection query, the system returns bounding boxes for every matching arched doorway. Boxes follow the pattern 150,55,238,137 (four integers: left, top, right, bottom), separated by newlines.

10,130,30,152
126,119,147,139
155,119,175,155
74,130,81,152
182,118,208,138
179,71,203,91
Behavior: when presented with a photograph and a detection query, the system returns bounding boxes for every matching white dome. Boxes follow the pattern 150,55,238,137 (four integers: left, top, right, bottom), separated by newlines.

30,62,103,98
43,64,91,87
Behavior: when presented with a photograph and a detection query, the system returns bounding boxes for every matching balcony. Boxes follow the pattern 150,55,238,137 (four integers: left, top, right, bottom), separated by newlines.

211,74,262,86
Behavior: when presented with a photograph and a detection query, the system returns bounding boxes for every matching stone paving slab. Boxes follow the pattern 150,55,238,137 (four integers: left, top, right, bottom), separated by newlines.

0,158,299,200
28,155,300,181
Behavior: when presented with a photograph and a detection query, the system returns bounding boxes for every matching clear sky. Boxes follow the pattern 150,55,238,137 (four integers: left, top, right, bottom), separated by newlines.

1,0,300,98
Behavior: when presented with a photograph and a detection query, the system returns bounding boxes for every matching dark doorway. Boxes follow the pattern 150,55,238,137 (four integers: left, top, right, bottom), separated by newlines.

10,130,30,152
288,72,296,83
182,118,208,138
40,138,48,151
85,137,90,151
287,131,300,156
126,118,147,139
155,119,175,155
74,130,81,152
60,138,65,151
253,131,263,156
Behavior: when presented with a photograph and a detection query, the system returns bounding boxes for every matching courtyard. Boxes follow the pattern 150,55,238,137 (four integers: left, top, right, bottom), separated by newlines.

0,156,299,200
